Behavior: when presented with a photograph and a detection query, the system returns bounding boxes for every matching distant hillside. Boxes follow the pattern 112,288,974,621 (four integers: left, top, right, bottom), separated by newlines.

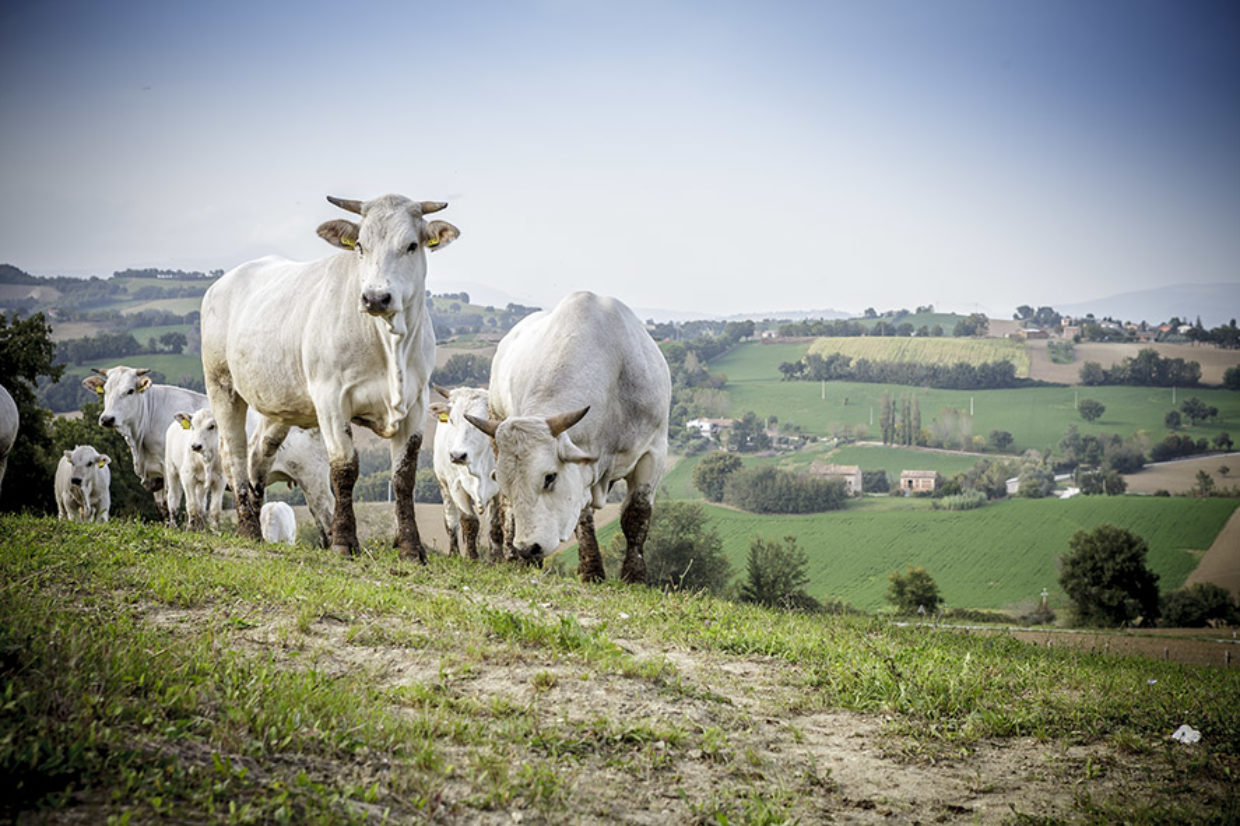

1058,283,1239,328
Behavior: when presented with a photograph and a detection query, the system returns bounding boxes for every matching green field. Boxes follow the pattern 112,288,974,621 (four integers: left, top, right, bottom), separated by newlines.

710,341,1240,452
76,353,205,383
594,495,1237,612
808,335,1031,376
128,323,194,343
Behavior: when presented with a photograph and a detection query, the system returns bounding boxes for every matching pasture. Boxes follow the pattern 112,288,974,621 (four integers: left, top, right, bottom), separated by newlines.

709,341,1240,452
3,514,1237,824
591,495,1238,612
807,335,1032,377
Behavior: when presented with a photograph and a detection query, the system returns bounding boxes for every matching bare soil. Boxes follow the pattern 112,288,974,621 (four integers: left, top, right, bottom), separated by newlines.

1122,453,1240,496
1027,340,1240,385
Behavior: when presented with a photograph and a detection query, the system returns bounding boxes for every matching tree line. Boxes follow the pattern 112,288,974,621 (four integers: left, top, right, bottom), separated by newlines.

779,351,1021,390
1079,348,1202,387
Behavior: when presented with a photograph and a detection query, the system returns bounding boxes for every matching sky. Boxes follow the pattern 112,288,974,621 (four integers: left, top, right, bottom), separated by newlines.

1,0,1237,319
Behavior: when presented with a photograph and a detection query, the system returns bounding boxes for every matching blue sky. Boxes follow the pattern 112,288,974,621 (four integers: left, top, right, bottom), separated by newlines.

1,0,1237,318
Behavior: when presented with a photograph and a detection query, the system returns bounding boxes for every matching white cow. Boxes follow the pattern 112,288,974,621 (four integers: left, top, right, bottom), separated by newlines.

260,501,297,545
0,382,17,501
55,444,111,522
466,291,671,583
83,366,335,545
164,408,227,532
201,194,459,559
430,385,500,559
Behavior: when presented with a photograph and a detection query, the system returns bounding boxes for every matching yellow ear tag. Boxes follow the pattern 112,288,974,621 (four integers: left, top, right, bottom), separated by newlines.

95,387,105,396
425,237,439,247
97,458,106,468
180,419,191,430
340,236,356,248
438,411,449,423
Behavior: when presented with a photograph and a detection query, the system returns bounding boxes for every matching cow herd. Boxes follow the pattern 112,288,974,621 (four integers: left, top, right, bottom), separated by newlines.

16,192,672,585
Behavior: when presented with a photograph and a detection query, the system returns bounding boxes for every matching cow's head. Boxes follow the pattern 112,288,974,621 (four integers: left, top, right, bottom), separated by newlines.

174,408,220,465
316,194,459,324
466,407,595,561
82,366,152,430
63,444,109,487
431,386,498,513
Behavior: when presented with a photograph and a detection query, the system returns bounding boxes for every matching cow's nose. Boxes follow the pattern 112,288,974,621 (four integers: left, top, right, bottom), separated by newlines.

191,443,203,452
99,414,115,428
515,542,543,562
360,290,392,314
71,477,83,486
450,450,468,465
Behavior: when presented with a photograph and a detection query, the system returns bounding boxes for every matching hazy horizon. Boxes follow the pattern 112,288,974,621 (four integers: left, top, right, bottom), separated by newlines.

2,1,1238,319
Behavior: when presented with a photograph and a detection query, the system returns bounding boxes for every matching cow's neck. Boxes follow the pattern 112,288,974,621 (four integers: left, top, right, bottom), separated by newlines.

369,289,427,436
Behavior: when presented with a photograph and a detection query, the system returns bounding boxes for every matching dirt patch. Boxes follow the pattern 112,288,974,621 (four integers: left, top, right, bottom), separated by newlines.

1185,508,1240,598
1006,627,1240,669
1027,340,1240,385
1123,453,1240,495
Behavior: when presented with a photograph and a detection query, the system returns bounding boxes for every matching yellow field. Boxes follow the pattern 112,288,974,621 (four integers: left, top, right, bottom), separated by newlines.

807,336,1031,377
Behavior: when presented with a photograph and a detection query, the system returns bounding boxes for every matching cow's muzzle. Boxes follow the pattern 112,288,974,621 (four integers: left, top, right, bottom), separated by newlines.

99,414,115,428
71,477,83,487
360,290,393,315
450,450,468,465
513,542,543,564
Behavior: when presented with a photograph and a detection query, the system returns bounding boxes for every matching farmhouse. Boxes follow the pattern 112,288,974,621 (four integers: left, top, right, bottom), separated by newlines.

809,461,863,495
685,418,736,441
899,469,941,494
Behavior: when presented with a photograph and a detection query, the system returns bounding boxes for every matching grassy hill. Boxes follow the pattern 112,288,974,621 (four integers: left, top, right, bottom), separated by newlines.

3,514,1237,823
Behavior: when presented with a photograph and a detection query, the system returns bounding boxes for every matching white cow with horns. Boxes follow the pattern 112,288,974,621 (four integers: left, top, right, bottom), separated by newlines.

200,194,459,558
466,291,671,583
83,366,335,545
430,385,501,560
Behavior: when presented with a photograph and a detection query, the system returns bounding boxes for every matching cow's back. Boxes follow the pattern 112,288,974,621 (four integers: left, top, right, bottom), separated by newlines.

491,291,670,456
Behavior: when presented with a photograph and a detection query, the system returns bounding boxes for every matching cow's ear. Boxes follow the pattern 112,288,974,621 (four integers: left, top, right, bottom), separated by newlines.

83,375,106,394
422,221,459,252
429,403,449,422
137,376,152,393
174,412,192,429
317,219,361,250
557,437,597,466
63,449,73,460
97,455,110,467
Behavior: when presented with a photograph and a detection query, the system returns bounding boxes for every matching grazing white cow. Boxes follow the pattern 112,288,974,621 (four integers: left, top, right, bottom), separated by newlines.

83,366,335,545
201,194,459,559
164,408,227,531
0,382,17,500
467,291,671,583
55,444,111,522
260,501,297,545
430,385,500,559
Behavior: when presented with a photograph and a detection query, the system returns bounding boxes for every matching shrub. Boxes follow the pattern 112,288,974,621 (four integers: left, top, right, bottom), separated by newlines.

692,452,743,502
1160,583,1239,628
723,467,847,514
930,490,987,510
887,566,944,615
639,501,733,596
739,535,819,612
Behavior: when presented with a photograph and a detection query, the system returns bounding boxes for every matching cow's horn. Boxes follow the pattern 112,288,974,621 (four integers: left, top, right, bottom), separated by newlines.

90,367,109,376
326,195,364,214
464,414,500,438
135,368,151,376
546,407,589,438
433,384,451,400
419,201,448,215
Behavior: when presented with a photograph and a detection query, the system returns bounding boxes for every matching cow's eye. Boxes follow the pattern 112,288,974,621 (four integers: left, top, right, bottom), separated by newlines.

407,241,419,254
490,470,498,482
208,423,216,431
125,388,135,395
543,472,557,491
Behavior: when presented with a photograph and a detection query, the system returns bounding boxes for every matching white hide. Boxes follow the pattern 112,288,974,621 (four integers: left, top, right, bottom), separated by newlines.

200,194,457,555
55,444,111,522
0,382,17,500
164,408,227,531
260,501,298,545
83,367,335,543
431,387,499,556
481,291,671,558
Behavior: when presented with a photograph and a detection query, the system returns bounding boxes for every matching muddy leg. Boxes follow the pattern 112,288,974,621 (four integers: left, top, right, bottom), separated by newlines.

576,505,605,583
619,484,653,585
391,433,426,563
461,513,480,560
329,455,360,557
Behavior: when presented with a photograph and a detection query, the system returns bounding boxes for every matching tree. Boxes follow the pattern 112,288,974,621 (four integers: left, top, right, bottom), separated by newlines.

639,501,733,595
886,566,943,615
1164,410,1182,430
1077,398,1105,422
1214,432,1233,451
0,312,64,513
738,535,819,611
1180,397,1218,426
1059,525,1160,627
1193,470,1215,497
1224,365,1240,391
988,429,1013,452
952,312,989,337
692,452,742,502
1078,361,1106,385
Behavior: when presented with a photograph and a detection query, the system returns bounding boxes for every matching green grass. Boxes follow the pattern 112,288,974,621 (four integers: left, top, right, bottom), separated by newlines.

808,335,1031,376
709,342,1240,452
128,323,193,343
77,352,205,382
3,514,1238,823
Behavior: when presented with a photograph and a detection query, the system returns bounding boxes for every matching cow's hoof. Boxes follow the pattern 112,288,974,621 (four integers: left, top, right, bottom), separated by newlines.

398,544,428,565
333,543,358,558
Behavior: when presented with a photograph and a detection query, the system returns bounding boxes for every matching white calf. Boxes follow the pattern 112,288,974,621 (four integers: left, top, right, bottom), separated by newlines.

55,444,111,522
164,409,227,531
260,501,297,545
